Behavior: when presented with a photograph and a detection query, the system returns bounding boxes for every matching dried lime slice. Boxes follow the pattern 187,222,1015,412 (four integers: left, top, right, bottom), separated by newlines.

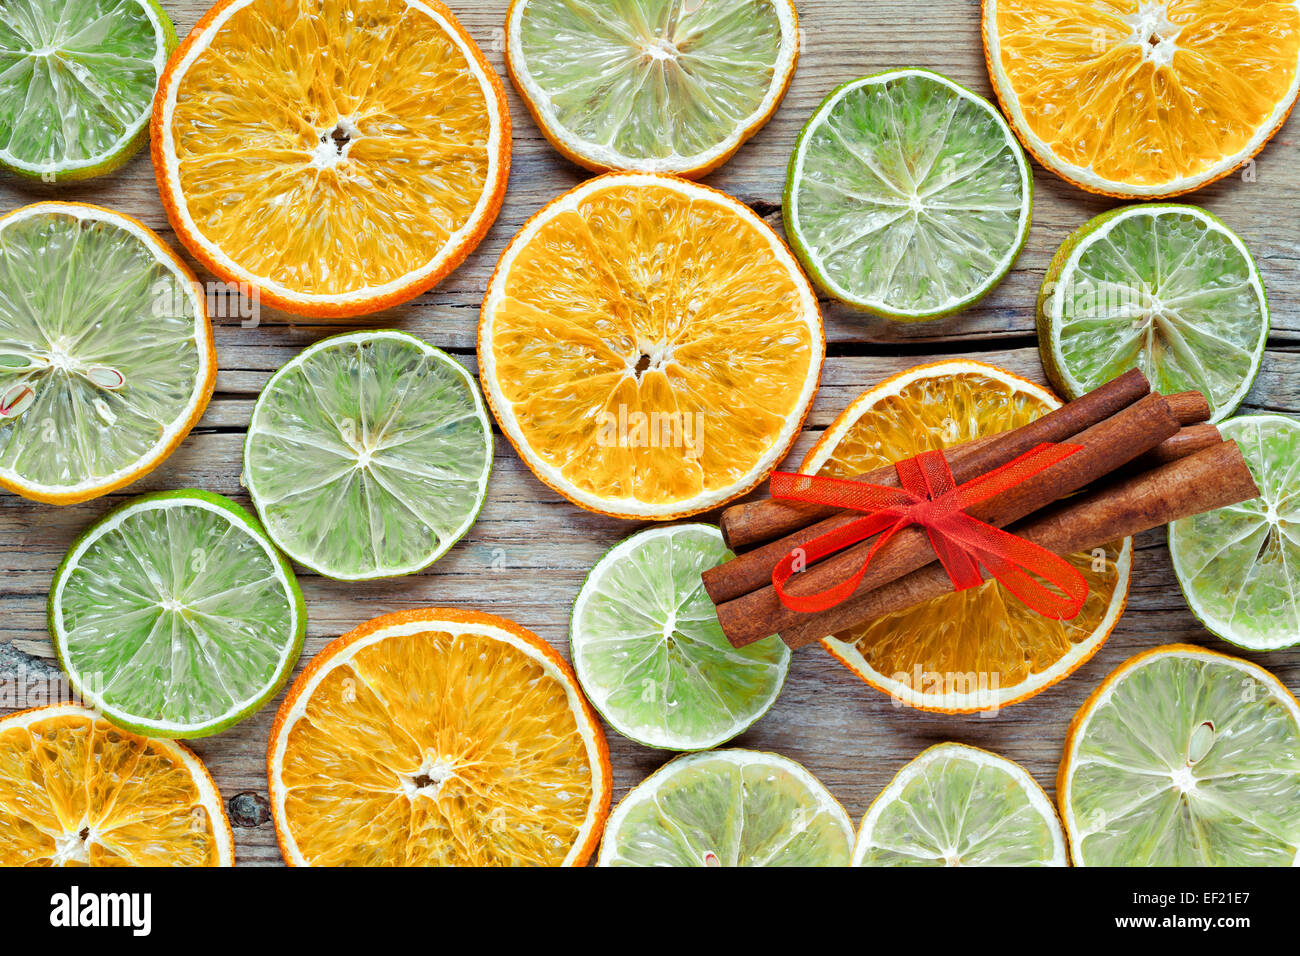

1060,645,1300,866
243,331,493,580
570,524,788,750
0,0,176,181
1038,205,1267,423
506,0,799,176
598,749,853,866
785,68,1032,320
49,490,305,738
853,743,1066,866
0,202,214,504
1169,414,1299,650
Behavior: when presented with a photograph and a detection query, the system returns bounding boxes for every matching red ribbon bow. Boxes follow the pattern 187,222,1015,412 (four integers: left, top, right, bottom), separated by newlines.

770,443,1089,620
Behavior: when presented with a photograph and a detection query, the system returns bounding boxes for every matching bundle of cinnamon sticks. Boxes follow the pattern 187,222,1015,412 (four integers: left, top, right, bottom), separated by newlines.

702,369,1261,650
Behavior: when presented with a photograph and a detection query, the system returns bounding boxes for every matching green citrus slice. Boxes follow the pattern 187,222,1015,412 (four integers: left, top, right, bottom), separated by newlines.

784,68,1032,320
1060,645,1300,866
853,743,1066,866
0,203,214,504
1038,205,1268,423
1169,415,1300,650
49,490,306,738
506,0,798,176
0,0,176,181
570,524,788,750
243,331,493,580
598,749,853,866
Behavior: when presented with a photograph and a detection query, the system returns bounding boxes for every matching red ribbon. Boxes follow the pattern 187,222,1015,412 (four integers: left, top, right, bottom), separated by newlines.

770,443,1089,620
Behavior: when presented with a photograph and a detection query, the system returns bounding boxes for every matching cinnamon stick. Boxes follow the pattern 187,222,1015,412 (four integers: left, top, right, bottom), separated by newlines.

777,440,1258,648
716,392,1182,647
1167,390,1213,426
703,423,1215,608
717,368,1153,551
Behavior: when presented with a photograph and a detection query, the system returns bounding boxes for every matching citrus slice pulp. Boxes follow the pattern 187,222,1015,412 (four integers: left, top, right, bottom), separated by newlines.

479,172,824,519
0,704,234,866
1169,415,1300,650
597,749,853,866
784,68,1032,320
1038,204,1267,423
804,360,1131,713
152,0,510,317
853,743,1066,866
0,0,176,181
268,608,611,866
1060,645,1300,866
983,0,1300,197
506,0,799,176
243,331,493,581
0,202,214,504
570,523,789,750
49,490,305,738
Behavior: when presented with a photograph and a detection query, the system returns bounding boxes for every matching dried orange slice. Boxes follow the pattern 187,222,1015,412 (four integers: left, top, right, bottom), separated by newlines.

0,704,234,866
802,360,1131,713
983,0,1300,197
479,173,824,519
267,608,611,866
152,0,510,317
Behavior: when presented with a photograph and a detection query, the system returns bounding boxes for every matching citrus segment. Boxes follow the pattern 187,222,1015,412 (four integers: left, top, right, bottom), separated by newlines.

0,704,234,866
49,491,305,738
1170,415,1300,650
598,749,852,866
268,608,611,866
805,361,1130,712
152,0,510,316
243,331,492,581
984,0,1300,197
853,743,1066,866
0,0,176,181
480,173,823,519
570,524,789,750
0,203,214,504
1039,205,1267,423
507,0,799,176
1060,645,1300,866
785,69,1032,319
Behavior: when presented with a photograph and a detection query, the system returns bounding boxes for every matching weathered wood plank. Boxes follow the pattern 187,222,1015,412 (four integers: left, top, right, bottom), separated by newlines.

3,0,1299,866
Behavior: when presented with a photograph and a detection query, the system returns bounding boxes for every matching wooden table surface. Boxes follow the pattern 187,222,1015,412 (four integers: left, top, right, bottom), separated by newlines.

3,0,1299,866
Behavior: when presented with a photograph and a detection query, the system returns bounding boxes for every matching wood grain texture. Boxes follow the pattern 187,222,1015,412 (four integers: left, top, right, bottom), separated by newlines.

2,0,1299,866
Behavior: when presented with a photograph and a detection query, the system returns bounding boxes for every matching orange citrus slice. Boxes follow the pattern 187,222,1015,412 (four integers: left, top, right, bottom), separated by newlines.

479,173,824,519
151,0,510,317
267,608,612,866
983,0,1300,198
0,704,234,866
802,360,1131,713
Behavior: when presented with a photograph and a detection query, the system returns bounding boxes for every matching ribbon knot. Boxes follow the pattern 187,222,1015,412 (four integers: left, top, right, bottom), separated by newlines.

770,443,1089,620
